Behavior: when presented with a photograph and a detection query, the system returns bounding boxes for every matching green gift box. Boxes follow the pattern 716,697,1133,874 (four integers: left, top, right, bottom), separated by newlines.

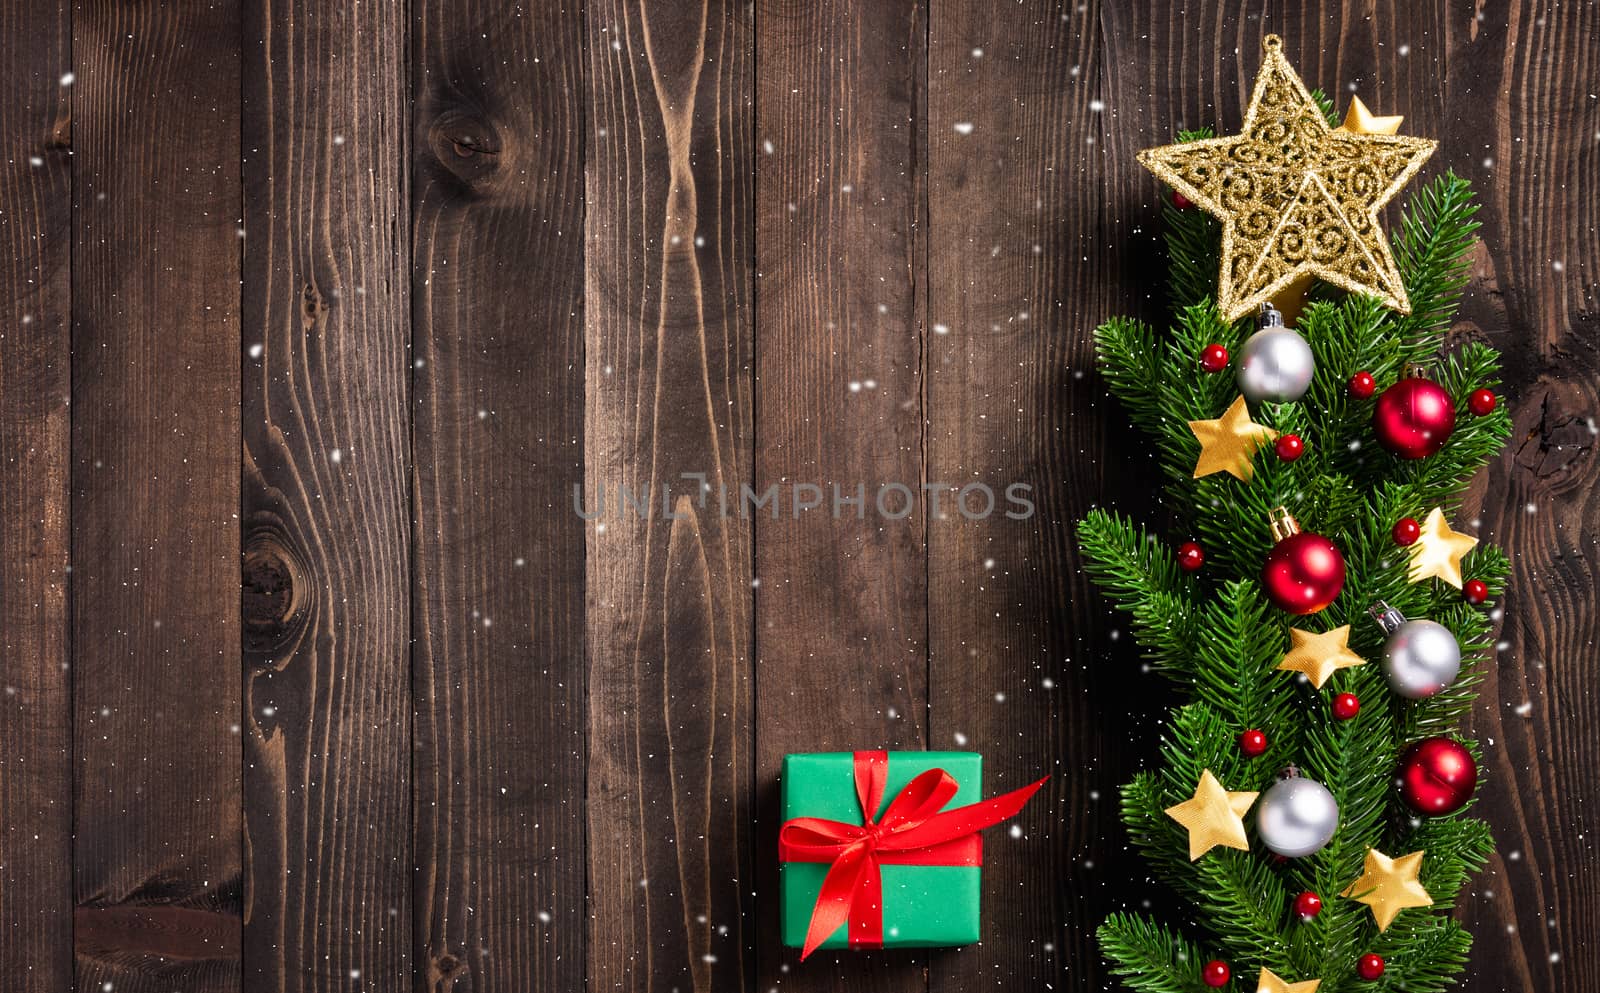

780,750,1042,956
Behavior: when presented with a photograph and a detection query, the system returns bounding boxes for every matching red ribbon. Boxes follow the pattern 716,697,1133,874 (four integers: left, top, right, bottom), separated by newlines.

778,750,1047,959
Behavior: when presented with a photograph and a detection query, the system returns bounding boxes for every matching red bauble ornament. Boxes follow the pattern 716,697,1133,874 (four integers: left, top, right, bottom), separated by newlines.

1374,372,1457,458
1275,434,1305,461
1202,960,1231,987
1357,953,1386,980
1177,540,1206,572
1464,579,1489,605
1200,343,1230,373
1239,728,1268,758
1392,517,1421,545
1332,693,1361,720
1173,190,1195,211
1293,890,1323,919
1261,508,1345,615
1348,370,1376,399
1469,388,1498,416
1399,737,1478,816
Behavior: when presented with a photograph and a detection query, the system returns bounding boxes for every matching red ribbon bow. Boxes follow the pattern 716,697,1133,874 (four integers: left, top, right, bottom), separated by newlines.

778,750,1047,959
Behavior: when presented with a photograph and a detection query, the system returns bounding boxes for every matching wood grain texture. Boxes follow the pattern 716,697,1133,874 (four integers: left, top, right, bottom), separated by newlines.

584,1,755,990
0,2,71,990
240,0,412,989
71,2,243,990
0,2,1590,990
410,1,587,991
926,1,1165,990
753,1,929,989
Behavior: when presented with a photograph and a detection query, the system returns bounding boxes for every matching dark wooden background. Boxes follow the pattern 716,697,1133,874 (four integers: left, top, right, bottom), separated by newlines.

1,0,1594,990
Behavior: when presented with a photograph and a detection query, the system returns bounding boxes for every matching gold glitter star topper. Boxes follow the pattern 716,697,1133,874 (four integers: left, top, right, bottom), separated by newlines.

1342,848,1433,931
1139,35,1436,321
1277,625,1366,688
1407,507,1479,588
1165,769,1258,860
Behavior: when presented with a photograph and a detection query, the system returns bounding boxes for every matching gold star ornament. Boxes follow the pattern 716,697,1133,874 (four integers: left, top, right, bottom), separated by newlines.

1342,848,1433,931
1407,507,1478,588
1165,769,1258,860
1138,35,1436,321
1336,95,1405,136
1277,625,1366,688
1256,968,1322,993
1189,395,1278,481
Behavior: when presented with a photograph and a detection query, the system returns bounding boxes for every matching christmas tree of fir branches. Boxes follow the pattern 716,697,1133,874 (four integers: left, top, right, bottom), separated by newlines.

1080,101,1513,991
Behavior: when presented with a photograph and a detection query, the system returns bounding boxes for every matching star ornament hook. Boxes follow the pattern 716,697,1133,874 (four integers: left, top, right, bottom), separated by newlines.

1139,34,1436,322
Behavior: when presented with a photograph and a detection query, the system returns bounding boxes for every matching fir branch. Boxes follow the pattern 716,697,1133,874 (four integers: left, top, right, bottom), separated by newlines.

1392,172,1482,355
1078,510,1200,673
1100,914,1216,993
1406,816,1495,908
1096,316,1169,440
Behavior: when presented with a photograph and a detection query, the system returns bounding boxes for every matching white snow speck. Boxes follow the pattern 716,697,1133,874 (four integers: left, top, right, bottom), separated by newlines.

248,343,264,359
60,72,75,86
953,122,974,135
330,449,342,464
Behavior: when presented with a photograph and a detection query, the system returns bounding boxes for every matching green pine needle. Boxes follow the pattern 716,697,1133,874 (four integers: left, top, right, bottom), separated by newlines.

1085,162,1509,991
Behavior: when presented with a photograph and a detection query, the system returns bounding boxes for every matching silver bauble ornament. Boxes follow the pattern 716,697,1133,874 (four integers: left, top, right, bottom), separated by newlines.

1256,769,1339,857
1371,602,1461,699
1237,303,1315,404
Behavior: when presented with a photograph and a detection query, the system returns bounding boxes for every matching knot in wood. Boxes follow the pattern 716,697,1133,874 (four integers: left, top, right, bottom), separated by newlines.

242,539,304,654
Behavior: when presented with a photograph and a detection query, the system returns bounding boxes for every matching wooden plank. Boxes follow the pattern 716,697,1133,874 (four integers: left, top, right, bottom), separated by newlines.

238,0,411,989
1422,3,1600,990
71,2,243,990
0,3,72,990
584,1,755,989
752,0,929,988
410,2,588,991
925,1,1160,990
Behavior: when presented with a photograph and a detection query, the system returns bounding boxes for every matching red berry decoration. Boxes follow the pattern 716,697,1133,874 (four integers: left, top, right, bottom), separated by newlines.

1469,388,1498,416
1238,729,1268,758
1373,371,1457,458
1464,579,1489,605
1173,190,1195,210
1200,343,1230,373
1399,737,1478,816
1392,517,1421,546
1348,370,1376,399
1274,433,1305,461
1201,960,1231,987
1261,508,1345,615
1332,692,1361,720
1357,953,1386,981
1293,890,1323,919
1177,540,1206,572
